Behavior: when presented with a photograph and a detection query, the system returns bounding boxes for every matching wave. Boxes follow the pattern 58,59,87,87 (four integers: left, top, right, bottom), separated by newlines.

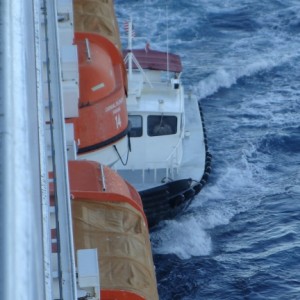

194,48,300,100
257,133,300,154
207,7,259,32
260,5,300,33
150,163,263,260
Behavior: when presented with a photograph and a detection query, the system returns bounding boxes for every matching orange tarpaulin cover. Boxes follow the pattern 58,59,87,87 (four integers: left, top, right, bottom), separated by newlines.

72,200,159,300
74,0,122,50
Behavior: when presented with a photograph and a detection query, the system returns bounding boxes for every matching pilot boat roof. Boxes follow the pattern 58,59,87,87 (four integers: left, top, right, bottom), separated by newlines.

124,48,182,73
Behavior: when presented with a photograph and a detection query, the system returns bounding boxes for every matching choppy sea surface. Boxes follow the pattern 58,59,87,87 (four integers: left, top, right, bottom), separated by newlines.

115,1,300,299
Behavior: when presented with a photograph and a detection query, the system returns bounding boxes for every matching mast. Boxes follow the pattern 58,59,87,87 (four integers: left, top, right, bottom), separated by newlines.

166,1,170,79
124,18,153,88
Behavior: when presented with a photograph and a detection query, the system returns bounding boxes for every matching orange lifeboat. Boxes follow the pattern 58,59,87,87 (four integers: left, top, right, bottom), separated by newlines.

66,32,129,165
69,160,159,300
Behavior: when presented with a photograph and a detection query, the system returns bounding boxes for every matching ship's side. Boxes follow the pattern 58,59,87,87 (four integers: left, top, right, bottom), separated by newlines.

0,0,159,299
0,0,45,298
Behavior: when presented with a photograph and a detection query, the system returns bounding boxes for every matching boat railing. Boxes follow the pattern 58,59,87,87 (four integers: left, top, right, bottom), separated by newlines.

142,77,182,92
144,80,170,87
163,123,185,179
124,53,153,88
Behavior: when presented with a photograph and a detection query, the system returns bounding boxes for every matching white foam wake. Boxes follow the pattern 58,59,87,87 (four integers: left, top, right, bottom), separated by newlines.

151,215,212,259
194,40,300,100
194,58,279,100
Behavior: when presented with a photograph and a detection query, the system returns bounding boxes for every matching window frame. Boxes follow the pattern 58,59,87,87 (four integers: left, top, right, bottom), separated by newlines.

128,115,143,137
147,115,178,137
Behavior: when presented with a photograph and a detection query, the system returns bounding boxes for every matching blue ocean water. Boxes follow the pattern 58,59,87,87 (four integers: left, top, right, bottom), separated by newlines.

115,1,300,299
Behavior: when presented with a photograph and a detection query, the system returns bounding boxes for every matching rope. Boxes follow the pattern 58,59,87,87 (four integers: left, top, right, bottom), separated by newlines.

113,133,131,166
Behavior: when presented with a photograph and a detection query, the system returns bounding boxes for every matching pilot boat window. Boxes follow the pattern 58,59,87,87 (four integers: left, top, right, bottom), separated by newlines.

148,115,177,136
128,115,143,137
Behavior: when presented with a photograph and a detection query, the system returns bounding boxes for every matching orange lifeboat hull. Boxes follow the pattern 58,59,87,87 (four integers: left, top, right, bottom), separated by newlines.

101,290,145,300
67,32,128,156
69,161,158,300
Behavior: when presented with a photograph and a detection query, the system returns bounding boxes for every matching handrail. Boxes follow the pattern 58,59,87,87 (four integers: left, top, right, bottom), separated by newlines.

43,0,77,298
124,53,153,88
100,164,106,191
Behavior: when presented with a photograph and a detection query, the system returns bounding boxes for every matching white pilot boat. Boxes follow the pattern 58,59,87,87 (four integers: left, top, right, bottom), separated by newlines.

115,21,212,228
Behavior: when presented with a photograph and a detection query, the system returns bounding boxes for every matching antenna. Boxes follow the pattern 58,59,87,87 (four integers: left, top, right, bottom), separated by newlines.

166,1,170,80
127,16,133,78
